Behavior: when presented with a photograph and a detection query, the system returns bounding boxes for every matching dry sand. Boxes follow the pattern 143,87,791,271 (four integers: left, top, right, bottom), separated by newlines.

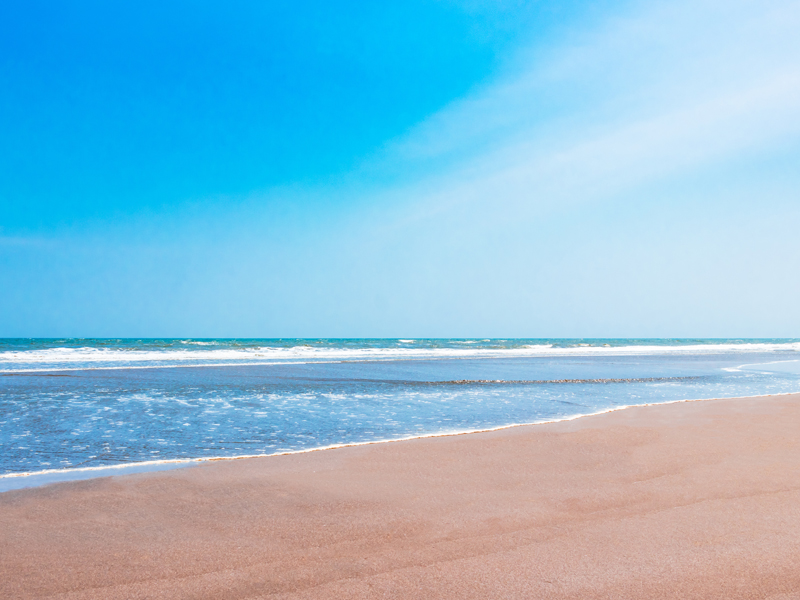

2,394,800,599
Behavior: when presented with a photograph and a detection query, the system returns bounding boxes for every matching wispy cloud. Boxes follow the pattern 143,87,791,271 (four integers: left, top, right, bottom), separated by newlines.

369,0,800,222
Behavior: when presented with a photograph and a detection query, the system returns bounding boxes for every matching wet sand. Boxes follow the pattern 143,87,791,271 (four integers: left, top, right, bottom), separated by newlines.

2,393,800,599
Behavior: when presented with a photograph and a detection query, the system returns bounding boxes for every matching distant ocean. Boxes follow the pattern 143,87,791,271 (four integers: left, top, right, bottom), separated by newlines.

2,339,799,489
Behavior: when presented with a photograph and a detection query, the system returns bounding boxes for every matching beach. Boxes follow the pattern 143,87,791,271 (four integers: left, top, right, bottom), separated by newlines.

2,393,800,599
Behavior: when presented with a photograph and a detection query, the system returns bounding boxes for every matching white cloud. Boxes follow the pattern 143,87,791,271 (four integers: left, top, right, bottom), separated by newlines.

316,0,800,335
371,0,800,224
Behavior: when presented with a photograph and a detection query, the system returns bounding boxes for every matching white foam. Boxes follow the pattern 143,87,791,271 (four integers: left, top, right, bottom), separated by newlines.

1,342,799,373
724,359,800,374
3,391,796,493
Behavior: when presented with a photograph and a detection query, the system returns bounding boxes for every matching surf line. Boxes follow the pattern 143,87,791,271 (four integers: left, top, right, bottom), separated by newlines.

3,392,797,489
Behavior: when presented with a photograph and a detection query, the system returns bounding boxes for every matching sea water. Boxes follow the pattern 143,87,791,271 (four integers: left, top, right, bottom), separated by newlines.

2,339,799,490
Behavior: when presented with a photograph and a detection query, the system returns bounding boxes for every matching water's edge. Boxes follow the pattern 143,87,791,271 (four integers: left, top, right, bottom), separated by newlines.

3,391,794,494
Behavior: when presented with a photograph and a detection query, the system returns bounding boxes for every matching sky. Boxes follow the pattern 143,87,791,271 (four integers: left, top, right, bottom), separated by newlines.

1,0,799,338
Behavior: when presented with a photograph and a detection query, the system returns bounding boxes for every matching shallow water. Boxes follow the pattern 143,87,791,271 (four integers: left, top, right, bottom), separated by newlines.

1,339,799,485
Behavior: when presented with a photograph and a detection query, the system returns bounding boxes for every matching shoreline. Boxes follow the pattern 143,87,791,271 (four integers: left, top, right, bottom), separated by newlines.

3,392,800,598
3,390,797,493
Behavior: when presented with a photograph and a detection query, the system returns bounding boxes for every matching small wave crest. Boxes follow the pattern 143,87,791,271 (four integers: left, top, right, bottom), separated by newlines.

431,376,703,385
1,340,798,372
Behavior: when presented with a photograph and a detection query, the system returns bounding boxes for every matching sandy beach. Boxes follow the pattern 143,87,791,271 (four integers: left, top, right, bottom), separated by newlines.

2,393,800,599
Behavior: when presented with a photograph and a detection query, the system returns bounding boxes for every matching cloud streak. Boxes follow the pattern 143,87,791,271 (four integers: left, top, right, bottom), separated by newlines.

371,0,800,220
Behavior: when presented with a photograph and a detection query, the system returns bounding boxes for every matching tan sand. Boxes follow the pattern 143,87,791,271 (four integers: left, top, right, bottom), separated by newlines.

2,393,800,599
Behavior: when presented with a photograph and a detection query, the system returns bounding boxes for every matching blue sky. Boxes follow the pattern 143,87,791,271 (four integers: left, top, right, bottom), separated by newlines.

2,0,799,337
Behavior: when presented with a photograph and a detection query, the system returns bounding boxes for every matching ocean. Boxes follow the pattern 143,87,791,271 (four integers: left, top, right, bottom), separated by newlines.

2,338,799,490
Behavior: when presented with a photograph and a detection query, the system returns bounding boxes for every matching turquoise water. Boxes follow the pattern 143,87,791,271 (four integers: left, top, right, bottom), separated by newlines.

2,339,799,487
